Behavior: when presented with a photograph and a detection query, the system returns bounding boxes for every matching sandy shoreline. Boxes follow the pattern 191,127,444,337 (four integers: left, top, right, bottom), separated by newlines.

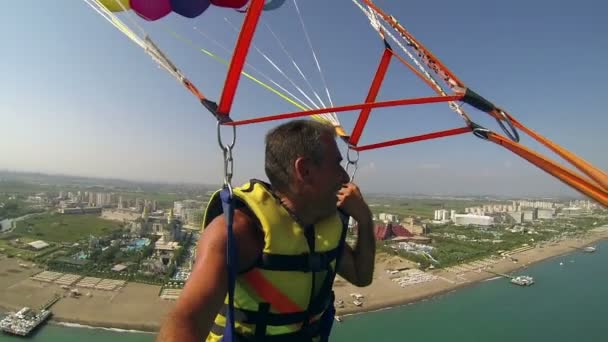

333,228,608,318
1,228,607,334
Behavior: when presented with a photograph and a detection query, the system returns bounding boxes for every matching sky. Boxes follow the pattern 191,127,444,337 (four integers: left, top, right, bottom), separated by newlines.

1,0,607,198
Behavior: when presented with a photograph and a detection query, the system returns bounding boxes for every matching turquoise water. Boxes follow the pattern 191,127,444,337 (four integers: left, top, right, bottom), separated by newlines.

125,238,151,251
2,240,607,341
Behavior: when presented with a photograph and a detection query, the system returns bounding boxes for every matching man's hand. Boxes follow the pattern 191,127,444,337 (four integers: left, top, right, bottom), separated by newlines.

337,182,372,223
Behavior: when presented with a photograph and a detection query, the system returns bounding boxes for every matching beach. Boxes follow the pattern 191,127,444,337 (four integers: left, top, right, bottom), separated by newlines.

333,227,608,317
1,228,607,333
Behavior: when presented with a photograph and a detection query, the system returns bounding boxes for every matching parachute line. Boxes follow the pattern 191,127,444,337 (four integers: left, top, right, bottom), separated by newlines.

262,21,328,110
166,28,309,111
192,26,313,111
224,17,323,112
350,0,472,124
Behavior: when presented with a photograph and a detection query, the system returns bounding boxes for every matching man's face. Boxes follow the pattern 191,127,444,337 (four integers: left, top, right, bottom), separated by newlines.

308,135,350,214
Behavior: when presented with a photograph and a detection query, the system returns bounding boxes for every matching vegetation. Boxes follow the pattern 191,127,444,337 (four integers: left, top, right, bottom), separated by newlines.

0,199,45,220
13,213,123,243
367,196,492,219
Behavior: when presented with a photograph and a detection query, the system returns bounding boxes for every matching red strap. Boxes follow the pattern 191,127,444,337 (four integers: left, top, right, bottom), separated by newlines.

353,126,471,152
349,48,393,146
242,269,303,313
217,0,265,116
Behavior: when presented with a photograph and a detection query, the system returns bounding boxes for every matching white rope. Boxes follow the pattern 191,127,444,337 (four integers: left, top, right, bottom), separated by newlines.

193,26,313,111
84,0,187,87
350,0,469,121
292,0,336,110
224,17,324,112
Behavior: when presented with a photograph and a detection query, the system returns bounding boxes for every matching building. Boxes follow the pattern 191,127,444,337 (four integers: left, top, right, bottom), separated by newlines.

401,217,426,235
523,209,537,222
433,210,450,222
452,214,494,226
173,200,202,218
101,208,141,222
378,213,399,223
27,240,50,250
96,193,112,207
58,207,102,215
508,211,524,224
537,208,555,219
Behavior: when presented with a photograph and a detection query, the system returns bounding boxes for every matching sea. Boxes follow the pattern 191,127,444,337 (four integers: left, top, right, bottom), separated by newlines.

2,240,607,342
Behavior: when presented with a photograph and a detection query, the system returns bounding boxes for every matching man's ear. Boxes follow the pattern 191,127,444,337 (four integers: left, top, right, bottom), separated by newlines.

294,156,312,183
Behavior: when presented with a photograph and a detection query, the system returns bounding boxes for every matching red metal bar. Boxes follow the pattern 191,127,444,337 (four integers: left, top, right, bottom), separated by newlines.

217,0,265,116
353,127,471,151
349,48,393,146
225,94,465,126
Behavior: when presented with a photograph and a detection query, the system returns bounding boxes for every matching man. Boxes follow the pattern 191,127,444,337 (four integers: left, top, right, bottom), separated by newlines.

157,119,375,341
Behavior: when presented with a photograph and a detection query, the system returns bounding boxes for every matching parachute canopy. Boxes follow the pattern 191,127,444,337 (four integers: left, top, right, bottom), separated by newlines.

99,0,283,21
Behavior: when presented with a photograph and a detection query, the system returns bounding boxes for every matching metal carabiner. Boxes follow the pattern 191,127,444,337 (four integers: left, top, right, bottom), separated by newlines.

217,121,236,151
217,121,236,190
345,147,359,181
495,109,520,142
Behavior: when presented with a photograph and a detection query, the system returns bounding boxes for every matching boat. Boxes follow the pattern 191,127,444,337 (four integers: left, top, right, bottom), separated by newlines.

510,275,534,286
583,246,596,253
0,307,52,336
335,315,343,322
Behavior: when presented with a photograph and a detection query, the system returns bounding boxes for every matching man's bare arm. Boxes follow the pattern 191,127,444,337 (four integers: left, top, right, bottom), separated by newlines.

156,209,262,342
336,183,375,287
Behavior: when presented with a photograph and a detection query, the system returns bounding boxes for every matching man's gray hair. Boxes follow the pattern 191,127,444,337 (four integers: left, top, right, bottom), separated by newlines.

264,119,336,193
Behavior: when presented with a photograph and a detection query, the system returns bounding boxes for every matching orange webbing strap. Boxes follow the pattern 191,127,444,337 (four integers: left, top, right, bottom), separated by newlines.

362,0,466,91
487,132,608,207
497,110,608,192
183,79,205,101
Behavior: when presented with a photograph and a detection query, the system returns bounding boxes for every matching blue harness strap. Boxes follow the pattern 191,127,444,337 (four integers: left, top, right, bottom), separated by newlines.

318,210,350,342
220,187,237,342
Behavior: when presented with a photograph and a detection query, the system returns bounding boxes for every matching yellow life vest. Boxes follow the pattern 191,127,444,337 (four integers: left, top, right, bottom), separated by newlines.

202,180,347,341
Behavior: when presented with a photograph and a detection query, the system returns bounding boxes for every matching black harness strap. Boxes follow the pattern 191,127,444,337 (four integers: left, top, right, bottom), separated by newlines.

217,298,328,326
211,320,322,342
254,302,270,340
256,247,341,272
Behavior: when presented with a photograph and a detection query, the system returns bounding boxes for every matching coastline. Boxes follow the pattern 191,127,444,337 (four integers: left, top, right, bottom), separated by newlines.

332,228,608,318
1,228,607,334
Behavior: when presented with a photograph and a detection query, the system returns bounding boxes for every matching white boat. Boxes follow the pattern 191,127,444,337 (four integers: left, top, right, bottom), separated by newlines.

510,275,534,286
1,307,52,336
583,246,596,253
